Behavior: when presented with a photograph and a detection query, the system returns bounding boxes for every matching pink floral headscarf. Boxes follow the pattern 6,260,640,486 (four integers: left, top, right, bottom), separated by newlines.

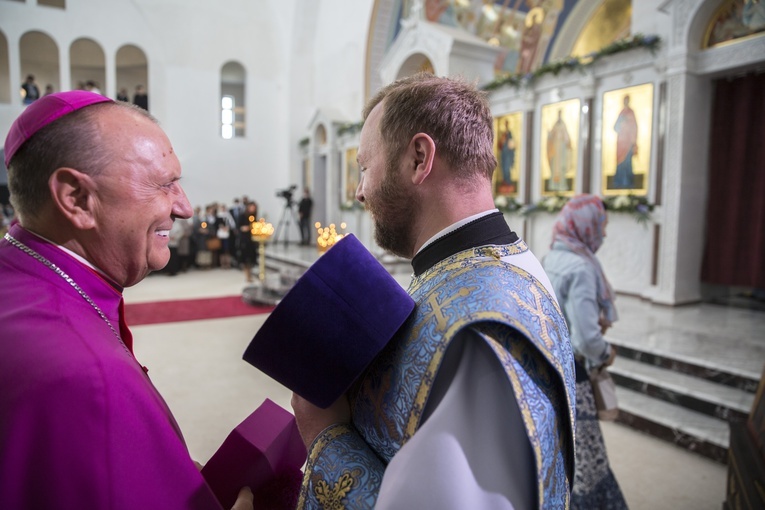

551,194,618,323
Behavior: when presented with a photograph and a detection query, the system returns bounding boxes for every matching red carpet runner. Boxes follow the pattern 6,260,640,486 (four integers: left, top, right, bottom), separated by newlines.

125,295,274,326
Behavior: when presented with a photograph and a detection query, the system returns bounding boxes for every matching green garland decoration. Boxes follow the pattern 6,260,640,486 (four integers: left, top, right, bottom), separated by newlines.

602,194,655,225
494,195,523,213
518,193,654,225
483,34,661,92
337,121,364,137
521,194,570,216
339,200,365,211
298,123,363,149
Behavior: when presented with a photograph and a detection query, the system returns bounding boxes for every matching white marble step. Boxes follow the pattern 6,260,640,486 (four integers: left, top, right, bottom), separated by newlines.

607,334,762,384
604,298,765,384
611,357,755,415
616,386,730,449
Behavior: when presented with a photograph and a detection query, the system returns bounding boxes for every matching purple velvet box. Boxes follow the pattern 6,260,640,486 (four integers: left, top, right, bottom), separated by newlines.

242,234,416,408
201,399,306,510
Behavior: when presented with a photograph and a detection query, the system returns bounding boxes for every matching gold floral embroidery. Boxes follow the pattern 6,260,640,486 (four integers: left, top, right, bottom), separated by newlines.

314,472,354,510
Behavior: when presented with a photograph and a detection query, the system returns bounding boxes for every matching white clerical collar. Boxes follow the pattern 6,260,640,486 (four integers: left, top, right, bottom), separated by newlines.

415,209,499,257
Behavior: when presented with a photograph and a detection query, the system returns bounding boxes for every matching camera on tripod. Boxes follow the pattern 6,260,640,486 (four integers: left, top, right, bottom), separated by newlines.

276,185,297,204
273,185,300,246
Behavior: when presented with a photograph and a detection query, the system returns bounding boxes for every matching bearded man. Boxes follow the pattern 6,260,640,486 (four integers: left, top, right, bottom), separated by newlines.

292,74,576,510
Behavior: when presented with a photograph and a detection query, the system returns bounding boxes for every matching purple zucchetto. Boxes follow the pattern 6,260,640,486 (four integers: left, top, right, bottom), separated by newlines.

4,91,113,167
243,234,416,409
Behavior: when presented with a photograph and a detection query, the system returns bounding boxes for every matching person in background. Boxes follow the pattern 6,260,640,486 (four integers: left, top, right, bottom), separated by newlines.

84,80,102,95
542,194,629,509
167,217,185,276
20,75,39,105
238,201,259,283
177,216,193,273
297,187,313,246
204,204,221,267
116,88,130,102
229,198,245,265
133,84,149,111
216,203,236,269
291,73,575,509
0,91,253,510
44,84,55,96
191,205,207,268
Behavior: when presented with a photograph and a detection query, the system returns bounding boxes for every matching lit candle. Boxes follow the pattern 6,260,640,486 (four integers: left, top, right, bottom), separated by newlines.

314,222,347,253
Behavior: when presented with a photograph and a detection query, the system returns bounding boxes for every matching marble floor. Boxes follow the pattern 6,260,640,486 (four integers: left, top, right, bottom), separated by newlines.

124,254,747,510
607,295,765,382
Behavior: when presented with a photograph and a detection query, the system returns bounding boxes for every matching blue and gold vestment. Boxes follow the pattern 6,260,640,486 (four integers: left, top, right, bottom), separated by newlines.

298,241,576,509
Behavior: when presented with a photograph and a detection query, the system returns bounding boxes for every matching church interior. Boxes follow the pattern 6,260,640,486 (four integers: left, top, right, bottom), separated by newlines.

1,0,764,508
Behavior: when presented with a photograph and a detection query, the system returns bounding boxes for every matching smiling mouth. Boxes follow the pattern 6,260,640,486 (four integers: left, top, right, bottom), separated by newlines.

156,230,170,237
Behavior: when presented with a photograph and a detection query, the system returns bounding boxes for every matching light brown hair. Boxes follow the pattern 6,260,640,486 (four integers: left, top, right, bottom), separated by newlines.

363,73,497,181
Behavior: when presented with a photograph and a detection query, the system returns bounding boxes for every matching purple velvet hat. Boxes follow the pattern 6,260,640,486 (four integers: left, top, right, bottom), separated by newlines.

4,91,113,167
243,234,416,408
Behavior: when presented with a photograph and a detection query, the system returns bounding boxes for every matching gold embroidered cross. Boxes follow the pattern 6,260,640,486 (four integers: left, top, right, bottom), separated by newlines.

422,286,474,332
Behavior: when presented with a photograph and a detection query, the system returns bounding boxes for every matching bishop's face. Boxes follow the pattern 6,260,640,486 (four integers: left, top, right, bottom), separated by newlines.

88,107,193,287
355,102,419,258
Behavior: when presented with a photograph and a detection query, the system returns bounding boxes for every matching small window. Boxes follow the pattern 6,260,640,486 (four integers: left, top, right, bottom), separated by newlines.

220,61,246,138
221,95,235,139
38,0,65,8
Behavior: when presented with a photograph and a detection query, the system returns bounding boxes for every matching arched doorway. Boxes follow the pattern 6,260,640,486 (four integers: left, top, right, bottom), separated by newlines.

396,52,434,79
116,44,148,104
19,30,59,101
70,37,105,93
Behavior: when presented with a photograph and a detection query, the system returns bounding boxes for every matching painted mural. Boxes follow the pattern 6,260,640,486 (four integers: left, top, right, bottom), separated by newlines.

601,83,653,196
493,112,523,197
390,0,578,75
540,98,579,195
704,0,765,48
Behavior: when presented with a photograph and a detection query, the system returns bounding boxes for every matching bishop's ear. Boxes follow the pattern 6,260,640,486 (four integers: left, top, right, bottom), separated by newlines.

49,167,98,229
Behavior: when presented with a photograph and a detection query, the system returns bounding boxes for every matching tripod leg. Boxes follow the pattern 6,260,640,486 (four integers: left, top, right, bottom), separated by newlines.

273,205,291,245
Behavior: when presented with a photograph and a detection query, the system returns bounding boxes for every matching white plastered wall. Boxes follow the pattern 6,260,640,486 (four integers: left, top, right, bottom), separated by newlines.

0,0,298,221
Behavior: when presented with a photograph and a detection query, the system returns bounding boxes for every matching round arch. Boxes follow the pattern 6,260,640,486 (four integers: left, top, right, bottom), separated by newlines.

314,124,328,147
682,0,765,75
70,37,105,93
396,52,435,79
116,44,148,102
20,30,59,101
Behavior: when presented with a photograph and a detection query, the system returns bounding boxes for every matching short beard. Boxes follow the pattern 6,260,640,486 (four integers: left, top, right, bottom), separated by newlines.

367,162,418,258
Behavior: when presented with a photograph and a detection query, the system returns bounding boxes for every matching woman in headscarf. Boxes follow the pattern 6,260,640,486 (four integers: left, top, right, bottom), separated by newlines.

542,194,629,509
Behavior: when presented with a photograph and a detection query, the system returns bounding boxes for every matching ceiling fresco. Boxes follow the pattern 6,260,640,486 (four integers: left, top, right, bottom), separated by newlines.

385,0,631,76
